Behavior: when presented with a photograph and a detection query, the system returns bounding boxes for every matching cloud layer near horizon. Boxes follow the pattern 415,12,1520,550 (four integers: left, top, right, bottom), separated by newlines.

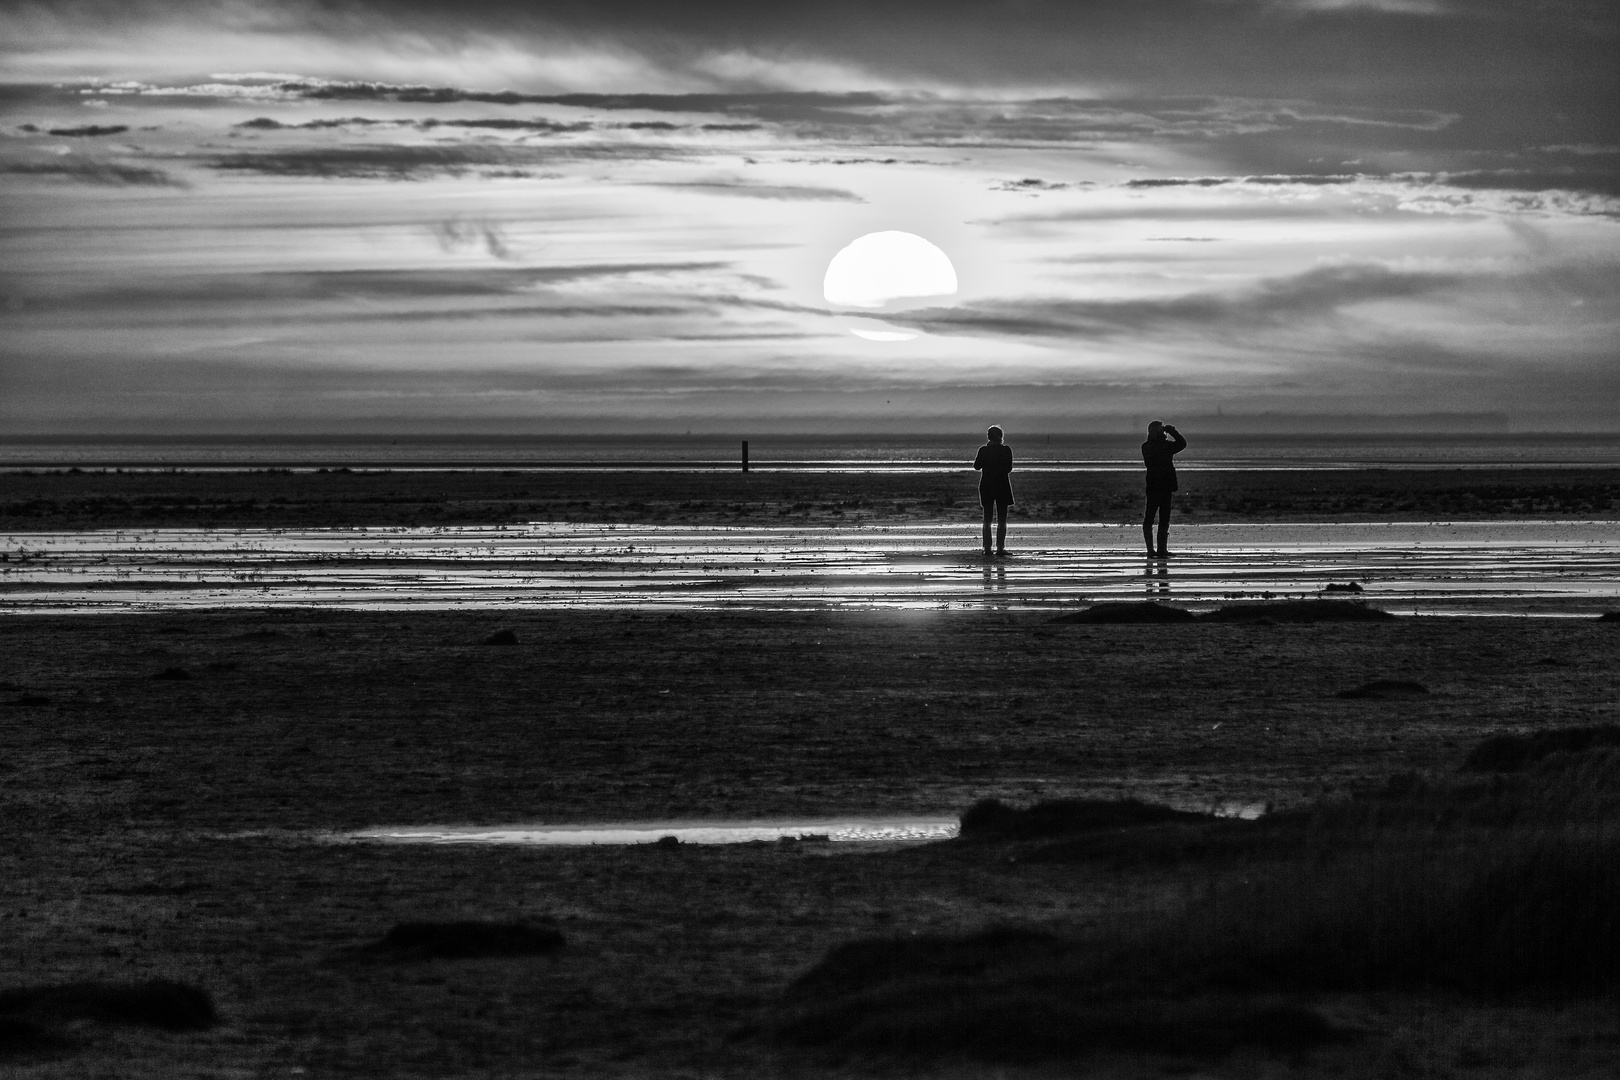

1,0,1617,432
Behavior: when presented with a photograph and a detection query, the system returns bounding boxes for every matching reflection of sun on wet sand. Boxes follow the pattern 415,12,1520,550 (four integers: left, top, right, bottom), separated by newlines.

4,520,1617,615
3,470,1618,1075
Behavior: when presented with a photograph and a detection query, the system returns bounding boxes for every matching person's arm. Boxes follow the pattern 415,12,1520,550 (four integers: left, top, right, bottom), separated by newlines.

1166,426,1187,454
973,446,986,471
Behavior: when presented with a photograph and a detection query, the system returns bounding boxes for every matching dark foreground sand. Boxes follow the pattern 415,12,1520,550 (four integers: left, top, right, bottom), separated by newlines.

3,609,1618,1077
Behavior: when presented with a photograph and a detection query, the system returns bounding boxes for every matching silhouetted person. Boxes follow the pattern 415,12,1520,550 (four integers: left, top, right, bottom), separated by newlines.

974,425,1014,558
1142,420,1186,557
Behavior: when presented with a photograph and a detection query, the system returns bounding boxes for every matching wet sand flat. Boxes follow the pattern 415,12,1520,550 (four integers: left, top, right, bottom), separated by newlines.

3,466,1618,532
4,519,1617,615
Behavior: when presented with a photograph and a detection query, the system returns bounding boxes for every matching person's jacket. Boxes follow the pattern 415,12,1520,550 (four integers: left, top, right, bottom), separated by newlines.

974,442,1014,501
1141,430,1187,493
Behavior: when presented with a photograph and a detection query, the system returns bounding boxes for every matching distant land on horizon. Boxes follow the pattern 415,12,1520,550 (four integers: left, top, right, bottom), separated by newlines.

5,412,1594,441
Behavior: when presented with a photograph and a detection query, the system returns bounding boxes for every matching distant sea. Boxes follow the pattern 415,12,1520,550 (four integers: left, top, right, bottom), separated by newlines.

3,434,1620,471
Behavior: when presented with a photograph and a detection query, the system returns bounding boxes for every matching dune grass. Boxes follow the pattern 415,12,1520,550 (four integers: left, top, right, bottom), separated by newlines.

778,734,1620,1064
0,980,217,1033
362,920,564,961
1052,599,1396,625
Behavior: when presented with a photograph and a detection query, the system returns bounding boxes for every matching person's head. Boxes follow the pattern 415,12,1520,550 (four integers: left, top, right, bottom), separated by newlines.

1147,420,1164,439
987,425,1004,444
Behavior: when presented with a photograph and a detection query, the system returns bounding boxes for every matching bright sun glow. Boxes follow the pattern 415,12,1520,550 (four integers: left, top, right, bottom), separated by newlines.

824,231,957,340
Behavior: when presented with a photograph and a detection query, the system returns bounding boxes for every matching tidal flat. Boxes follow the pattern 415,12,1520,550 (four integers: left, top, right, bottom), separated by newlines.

2,608,1618,1077
3,466,1618,531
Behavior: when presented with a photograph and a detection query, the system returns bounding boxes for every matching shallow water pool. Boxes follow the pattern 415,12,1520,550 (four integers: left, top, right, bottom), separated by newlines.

342,818,961,846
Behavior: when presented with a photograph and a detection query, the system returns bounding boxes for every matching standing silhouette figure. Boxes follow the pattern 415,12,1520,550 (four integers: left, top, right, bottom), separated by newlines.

974,425,1014,558
1142,420,1186,558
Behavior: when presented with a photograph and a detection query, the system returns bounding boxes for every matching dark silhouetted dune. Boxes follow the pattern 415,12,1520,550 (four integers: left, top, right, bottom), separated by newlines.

959,797,1210,840
1460,725,1620,772
0,980,217,1031
363,921,563,960
1202,600,1394,622
1050,601,1194,623
1336,679,1429,699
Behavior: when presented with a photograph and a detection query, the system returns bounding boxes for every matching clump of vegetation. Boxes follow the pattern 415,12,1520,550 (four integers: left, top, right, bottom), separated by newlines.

0,1016,69,1059
776,926,1346,1058
1050,601,1194,624
960,797,1209,840
1052,599,1397,625
0,980,217,1032
363,921,563,960
779,731,1620,1064
1336,678,1428,699
1461,724,1620,772
1201,599,1393,622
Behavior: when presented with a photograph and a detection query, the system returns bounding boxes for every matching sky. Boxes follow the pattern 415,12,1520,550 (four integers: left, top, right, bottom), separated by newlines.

1,0,1617,435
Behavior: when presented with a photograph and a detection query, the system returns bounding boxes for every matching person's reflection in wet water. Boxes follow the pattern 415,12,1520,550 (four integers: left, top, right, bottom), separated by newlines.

982,559,1007,596
1144,561,1169,598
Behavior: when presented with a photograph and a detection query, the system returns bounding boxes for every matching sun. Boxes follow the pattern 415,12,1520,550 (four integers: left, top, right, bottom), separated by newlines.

823,231,957,339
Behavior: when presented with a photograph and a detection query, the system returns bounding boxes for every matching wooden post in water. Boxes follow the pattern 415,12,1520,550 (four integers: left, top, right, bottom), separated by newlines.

741,440,749,472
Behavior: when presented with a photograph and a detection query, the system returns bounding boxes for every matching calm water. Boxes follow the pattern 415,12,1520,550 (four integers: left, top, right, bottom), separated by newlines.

343,819,961,847
5,434,1620,471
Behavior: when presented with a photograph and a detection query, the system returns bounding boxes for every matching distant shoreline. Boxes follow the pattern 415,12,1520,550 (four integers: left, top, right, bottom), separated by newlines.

5,433,1620,472
3,466,1617,531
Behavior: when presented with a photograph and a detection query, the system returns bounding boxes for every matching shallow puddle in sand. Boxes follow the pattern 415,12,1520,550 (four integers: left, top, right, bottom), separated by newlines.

342,818,961,847
3,520,1617,615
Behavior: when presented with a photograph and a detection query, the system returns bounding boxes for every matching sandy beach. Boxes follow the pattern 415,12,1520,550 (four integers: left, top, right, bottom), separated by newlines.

8,0,1617,1067
4,599,1619,1076
3,469,1618,1077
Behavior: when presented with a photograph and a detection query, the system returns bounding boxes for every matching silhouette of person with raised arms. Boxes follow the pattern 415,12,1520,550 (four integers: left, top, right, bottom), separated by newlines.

974,425,1014,558
1142,420,1186,558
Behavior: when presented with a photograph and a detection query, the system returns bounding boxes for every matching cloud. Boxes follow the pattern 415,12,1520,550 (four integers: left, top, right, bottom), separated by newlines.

1270,0,1449,13
2,263,735,315
423,118,593,133
432,219,516,260
280,81,889,121
208,144,514,178
236,116,392,130
891,261,1468,341
651,178,862,201
0,160,183,186
235,115,593,133
1125,174,1360,188
45,123,128,136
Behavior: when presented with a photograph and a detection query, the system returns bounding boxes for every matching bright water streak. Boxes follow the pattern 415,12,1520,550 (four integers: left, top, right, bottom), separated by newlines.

3,520,1618,615
344,819,961,846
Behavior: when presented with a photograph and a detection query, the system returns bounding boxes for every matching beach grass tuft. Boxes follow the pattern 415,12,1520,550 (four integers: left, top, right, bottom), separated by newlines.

782,732,1620,1063
1050,601,1194,623
1336,678,1429,699
363,920,563,960
1460,724,1620,772
960,797,1210,840
1202,599,1394,622
0,980,217,1031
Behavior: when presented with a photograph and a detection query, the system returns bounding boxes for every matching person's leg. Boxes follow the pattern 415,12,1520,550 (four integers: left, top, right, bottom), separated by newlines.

982,503,993,556
996,503,1008,554
1142,498,1157,555
1156,494,1172,555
